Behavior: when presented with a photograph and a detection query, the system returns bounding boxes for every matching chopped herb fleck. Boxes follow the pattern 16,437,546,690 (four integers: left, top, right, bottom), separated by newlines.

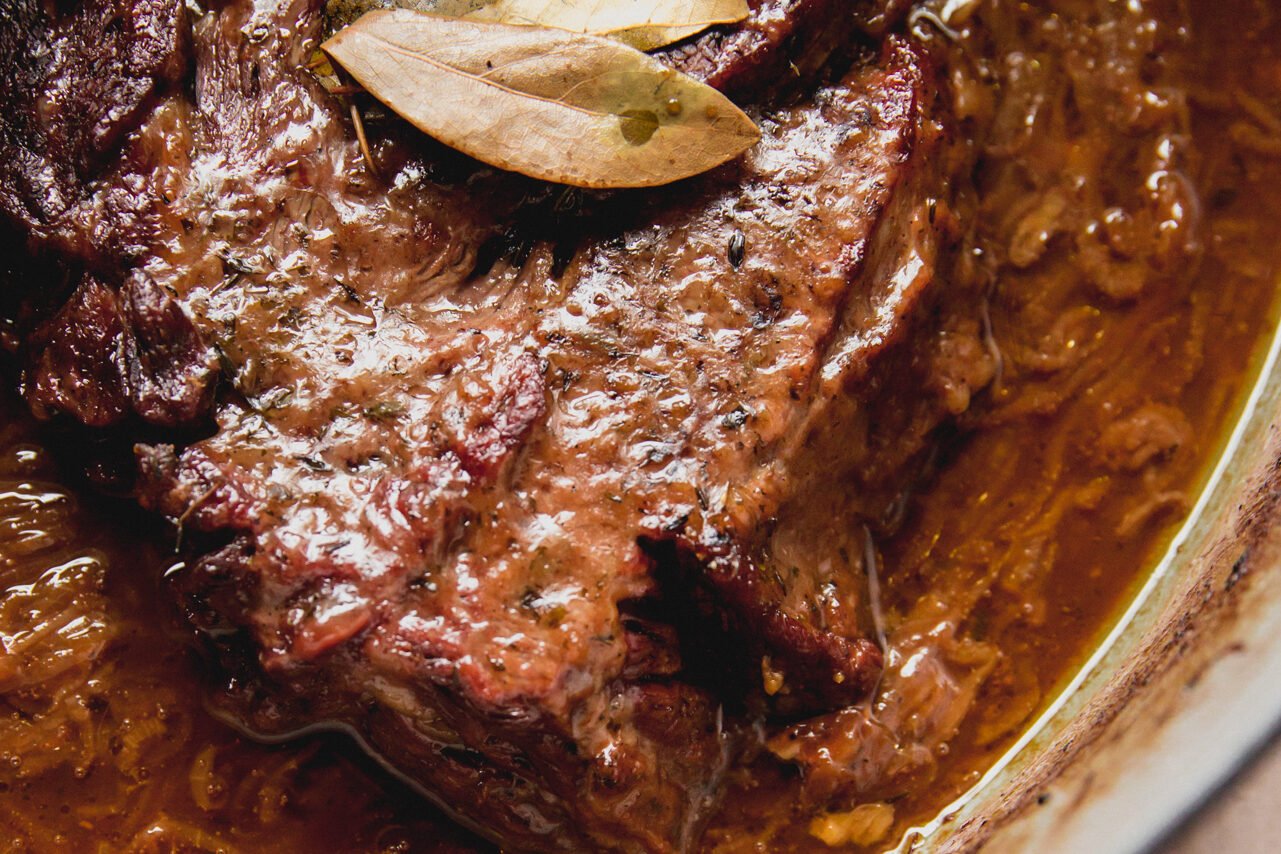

364,400,405,421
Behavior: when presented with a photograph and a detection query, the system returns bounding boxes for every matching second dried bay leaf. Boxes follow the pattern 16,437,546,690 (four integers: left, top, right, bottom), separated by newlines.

322,10,760,188
411,0,747,49
324,0,748,50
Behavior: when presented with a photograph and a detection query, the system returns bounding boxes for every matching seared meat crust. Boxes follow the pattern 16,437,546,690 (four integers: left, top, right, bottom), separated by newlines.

0,0,985,850
24,274,218,427
0,0,189,257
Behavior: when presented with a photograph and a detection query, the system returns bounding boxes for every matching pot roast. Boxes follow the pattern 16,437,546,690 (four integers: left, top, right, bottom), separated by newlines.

0,0,994,849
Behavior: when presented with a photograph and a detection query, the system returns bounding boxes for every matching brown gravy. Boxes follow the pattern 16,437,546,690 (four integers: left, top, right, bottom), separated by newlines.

3,0,1281,850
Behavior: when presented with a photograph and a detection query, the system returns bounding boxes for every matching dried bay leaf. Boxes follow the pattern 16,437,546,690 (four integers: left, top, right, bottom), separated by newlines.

322,10,760,188
408,0,749,49
324,0,748,50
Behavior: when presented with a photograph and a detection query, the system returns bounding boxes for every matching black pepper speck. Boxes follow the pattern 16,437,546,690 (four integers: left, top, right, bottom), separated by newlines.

728,230,746,268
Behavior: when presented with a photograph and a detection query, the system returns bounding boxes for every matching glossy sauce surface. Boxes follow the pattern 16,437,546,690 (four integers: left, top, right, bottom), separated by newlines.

3,0,1281,851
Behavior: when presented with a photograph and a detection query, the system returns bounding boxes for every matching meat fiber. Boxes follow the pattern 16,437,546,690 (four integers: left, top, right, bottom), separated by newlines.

0,0,991,849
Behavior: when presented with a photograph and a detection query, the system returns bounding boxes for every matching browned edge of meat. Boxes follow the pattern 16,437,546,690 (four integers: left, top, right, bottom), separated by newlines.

662,0,913,97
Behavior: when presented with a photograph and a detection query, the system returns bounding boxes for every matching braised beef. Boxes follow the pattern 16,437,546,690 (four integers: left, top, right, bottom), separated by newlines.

0,0,991,850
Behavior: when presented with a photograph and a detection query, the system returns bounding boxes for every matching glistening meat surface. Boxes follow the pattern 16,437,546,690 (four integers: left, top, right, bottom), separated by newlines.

0,0,991,849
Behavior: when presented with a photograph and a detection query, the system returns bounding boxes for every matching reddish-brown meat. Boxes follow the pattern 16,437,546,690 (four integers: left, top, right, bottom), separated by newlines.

662,0,911,95
0,0,991,849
